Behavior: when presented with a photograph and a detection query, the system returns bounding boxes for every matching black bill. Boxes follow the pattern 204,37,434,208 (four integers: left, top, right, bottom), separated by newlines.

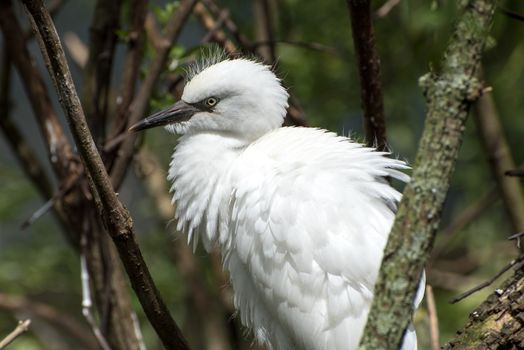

129,100,200,132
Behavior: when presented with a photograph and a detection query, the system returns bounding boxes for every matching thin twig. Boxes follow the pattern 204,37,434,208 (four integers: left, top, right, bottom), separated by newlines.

21,2,190,349
201,8,229,44
202,0,253,53
193,2,237,54
103,132,131,153
131,312,147,350
21,199,54,230
425,285,440,350
20,172,82,230
0,320,31,350
508,231,524,241
508,231,524,249
506,167,524,177
376,0,401,18
80,240,111,350
499,7,524,22
450,253,524,304
0,293,96,349
346,0,388,151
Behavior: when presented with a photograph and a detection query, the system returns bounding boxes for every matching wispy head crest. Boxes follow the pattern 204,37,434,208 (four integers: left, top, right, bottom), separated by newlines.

185,46,229,81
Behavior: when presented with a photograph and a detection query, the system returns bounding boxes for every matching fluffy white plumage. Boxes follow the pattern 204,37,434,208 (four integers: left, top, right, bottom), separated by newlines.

132,57,421,349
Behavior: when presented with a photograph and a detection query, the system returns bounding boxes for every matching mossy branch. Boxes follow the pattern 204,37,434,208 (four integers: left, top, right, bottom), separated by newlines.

358,1,498,348
444,265,524,349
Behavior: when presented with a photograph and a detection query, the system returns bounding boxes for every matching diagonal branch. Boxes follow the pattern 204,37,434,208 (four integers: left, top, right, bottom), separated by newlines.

202,0,253,54
0,319,31,350
21,1,189,349
346,0,387,151
444,264,524,348
0,293,96,349
358,1,498,348
193,2,238,54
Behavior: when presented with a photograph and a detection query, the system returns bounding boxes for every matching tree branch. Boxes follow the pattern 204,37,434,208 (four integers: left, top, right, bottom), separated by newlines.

444,266,524,349
193,1,307,126
0,0,74,177
0,320,31,350
253,0,276,63
0,293,96,349
449,253,524,304
376,0,401,18
193,2,238,54
109,0,148,143
474,87,524,235
21,1,189,349
0,48,53,199
346,0,387,151
109,0,198,189
202,0,253,54
136,150,233,350
358,1,497,348
425,285,440,350
82,0,123,145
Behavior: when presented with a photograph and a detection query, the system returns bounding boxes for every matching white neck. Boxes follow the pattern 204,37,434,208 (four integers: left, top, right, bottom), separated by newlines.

168,132,247,249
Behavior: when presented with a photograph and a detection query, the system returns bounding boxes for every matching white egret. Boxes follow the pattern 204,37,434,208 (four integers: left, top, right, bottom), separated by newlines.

130,55,422,350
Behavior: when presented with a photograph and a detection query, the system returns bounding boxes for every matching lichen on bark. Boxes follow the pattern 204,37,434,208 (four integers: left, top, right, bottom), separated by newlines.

445,268,524,349
358,1,498,349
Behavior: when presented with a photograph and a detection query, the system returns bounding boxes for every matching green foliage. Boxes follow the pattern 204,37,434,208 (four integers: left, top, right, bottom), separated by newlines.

152,1,181,27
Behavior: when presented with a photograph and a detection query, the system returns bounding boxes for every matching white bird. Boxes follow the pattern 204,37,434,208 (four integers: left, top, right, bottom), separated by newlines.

130,55,422,350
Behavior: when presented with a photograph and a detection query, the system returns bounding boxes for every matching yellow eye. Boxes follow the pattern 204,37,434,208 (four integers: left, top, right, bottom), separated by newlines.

205,97,218,107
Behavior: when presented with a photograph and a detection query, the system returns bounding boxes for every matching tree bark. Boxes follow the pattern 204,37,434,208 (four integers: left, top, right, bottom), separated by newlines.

358,1,498,348
21,1,190,348
444,267,524,349
346,0,388,151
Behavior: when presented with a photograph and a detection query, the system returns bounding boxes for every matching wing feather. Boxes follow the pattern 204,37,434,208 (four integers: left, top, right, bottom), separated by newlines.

226,127,409,349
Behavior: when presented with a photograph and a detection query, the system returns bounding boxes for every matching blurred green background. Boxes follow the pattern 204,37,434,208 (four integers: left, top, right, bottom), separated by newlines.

1,0,523,349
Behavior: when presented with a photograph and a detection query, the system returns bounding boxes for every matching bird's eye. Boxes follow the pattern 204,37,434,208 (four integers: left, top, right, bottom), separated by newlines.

205,97,218,108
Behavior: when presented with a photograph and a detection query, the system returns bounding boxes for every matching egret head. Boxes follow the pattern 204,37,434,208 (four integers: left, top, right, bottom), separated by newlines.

130,58,289,140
